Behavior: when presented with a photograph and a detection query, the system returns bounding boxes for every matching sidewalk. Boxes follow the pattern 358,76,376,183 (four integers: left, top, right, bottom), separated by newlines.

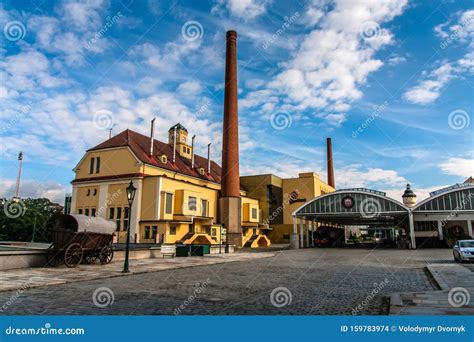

390,264,474,314
0,252,274,293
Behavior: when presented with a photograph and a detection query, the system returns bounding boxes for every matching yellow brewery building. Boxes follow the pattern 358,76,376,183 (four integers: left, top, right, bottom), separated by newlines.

70,123,335,247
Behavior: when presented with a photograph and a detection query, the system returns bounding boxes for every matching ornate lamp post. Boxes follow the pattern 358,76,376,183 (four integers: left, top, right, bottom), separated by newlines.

123,180,136,273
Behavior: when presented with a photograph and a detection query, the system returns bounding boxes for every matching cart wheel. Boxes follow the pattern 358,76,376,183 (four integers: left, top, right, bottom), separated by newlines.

99,245,114,264
64,243,83,268
83,253,98,264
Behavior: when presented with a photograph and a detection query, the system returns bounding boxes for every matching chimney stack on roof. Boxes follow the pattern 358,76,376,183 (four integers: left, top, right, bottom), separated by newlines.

149,118,155,156
327,137,335,188
207,143,211,175
191,135,196,168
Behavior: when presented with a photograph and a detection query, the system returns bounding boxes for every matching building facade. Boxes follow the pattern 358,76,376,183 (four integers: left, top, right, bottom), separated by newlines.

70,123,270,247
240,172,335,243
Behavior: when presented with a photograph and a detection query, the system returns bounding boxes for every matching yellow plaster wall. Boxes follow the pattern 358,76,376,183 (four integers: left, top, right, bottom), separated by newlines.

75,148,141,179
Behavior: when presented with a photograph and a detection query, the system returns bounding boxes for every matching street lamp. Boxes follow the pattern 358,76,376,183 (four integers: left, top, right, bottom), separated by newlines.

123,180,136,273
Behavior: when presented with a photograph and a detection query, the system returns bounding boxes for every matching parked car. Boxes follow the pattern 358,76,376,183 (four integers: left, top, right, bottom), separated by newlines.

453,240,474,262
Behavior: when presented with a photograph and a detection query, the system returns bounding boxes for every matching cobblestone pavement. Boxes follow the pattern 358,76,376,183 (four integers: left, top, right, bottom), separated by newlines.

0,248,452,315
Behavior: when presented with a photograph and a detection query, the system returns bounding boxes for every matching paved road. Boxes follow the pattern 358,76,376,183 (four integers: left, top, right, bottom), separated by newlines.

0,248,452,315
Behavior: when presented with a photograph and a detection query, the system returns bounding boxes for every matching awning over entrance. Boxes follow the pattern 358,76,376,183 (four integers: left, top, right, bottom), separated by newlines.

291,189,414,249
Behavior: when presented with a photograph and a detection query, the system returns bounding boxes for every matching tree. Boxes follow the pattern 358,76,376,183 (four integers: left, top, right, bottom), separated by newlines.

0,198,63,242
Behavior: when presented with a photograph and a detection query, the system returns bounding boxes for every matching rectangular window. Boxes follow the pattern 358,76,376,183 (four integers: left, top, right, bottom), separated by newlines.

188,196,197,211
117,207,122,219
165,193,173,214
201,199,208,217
152,226,158,239
95,157,100,173
145,226,151,239
89,158,95,174
124,207,129,219
116,220,121,231
85,208,89,216
211,228,217,236
109,207,114,219
91,208,96,217
78,209,83,215
251,208,258,220
169,226,176,235
414,221,437,232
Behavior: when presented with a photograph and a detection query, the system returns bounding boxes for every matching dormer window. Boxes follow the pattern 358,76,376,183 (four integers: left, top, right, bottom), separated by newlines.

198,167,205,175
160,155,168,164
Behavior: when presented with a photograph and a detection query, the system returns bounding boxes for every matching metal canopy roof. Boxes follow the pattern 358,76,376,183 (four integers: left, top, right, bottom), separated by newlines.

293,190,409,226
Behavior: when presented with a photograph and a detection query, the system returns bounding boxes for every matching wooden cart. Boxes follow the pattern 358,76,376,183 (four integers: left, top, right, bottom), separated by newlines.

47,214,115,268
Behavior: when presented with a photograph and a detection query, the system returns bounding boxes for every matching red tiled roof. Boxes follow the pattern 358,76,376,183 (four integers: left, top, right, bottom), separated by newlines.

87,129,222,183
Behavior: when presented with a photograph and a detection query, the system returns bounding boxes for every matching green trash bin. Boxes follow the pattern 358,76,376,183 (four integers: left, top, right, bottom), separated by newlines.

190,245,205,256
198,244,210,254
175,245,190,257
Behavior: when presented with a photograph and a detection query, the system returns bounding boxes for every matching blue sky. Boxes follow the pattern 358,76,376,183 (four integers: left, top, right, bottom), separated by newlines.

0,0,473,203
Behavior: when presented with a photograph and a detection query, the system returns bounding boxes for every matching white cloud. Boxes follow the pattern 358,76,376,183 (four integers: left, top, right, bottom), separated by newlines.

0,179,69,203
407,10,474,104
440,157,474,178
212,0,269,19
177,81,202,96
388,55,407,65
242,0,407,125
403,63,455,105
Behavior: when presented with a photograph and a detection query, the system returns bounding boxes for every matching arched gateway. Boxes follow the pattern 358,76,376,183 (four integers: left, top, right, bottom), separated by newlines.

291,184,474,249
291,189,414,249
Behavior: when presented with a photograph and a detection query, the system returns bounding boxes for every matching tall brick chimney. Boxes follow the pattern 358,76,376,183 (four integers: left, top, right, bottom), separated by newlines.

327,137,335,188
219,30,242,247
